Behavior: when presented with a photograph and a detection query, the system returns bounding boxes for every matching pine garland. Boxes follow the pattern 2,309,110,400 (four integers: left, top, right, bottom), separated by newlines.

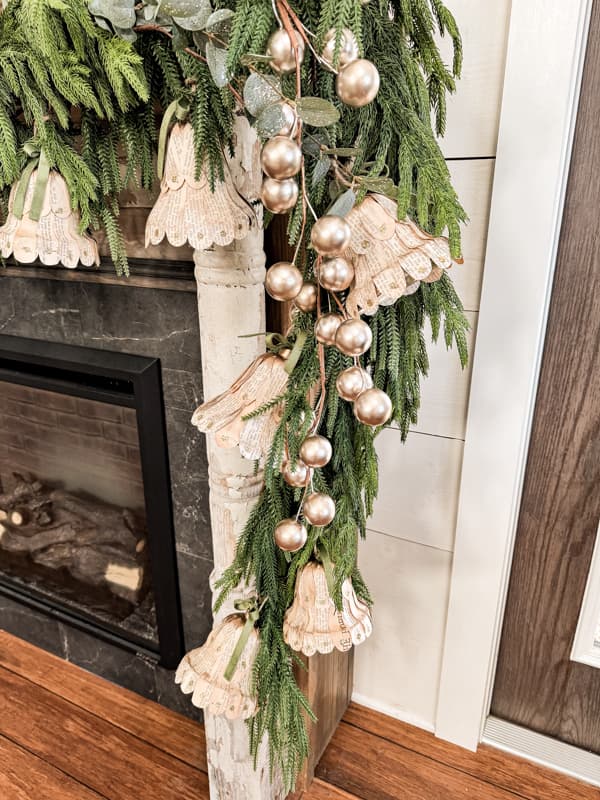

0,0,468,791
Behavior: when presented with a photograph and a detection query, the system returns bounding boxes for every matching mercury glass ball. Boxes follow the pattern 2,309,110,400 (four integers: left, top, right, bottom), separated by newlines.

274,518,308,552
299,435,332,468
334,318,373,356
353,387,393,426
261,136,303,180
265,261,303,301
315,312,343,345
261,177,299,213
336,59,380,107
310,215,352,256
267,29,305,74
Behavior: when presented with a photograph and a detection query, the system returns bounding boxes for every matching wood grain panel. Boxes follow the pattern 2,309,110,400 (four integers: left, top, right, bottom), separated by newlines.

301,778,358,799
343,703,598,800
316,721,524,800
0,735,104,800
0,630,206,770
491,0,600,752
0,666,208,800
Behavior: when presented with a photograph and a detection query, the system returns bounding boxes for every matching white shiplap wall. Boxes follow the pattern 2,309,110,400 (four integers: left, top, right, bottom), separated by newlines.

353,0,512,730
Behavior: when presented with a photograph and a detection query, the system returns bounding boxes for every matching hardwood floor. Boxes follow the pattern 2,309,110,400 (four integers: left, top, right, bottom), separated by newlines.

0,630,594,799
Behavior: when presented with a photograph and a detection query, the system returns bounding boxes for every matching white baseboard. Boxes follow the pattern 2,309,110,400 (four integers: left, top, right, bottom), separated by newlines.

350,692,435,733
483,716,600,788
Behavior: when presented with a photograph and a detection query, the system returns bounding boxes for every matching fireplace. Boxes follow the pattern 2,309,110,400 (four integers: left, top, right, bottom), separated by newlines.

0,335,184,668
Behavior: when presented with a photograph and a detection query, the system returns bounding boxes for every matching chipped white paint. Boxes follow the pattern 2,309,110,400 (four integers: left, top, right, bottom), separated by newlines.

193,117,284,799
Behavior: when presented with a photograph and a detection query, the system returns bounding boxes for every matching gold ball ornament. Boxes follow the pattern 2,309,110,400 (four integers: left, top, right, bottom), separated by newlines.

336,366,373,401
274,518,308,552
319,257,355,292
261,177,299,214
282,459,312,487
321,27,360,70
293,282,318,312
267,29,305,74
353,387,393,427
261,136,303,180
335,318,373,356
315,312,343,345
274,101,298,136
310,215,351,256
336,59,380,107
303,492,336,527
265,262,303,301
299,435,332,468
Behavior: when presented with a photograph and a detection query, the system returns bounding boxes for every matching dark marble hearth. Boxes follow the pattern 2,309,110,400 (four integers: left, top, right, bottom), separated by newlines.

0,274,212,718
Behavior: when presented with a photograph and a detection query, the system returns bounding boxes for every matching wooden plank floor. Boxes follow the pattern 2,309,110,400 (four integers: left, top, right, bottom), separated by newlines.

0,630,594,799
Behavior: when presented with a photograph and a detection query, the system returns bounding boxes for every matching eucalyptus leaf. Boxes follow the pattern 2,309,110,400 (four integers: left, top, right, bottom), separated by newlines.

206,40,230,88
243,73,282,118
173,0,212,30
192,30,208,50
88,0,136,30
327,187,356,217
323,147,361,157
255,104,287,139
302,132,328,158
160,0,203,15
359,177,396,196
296,97,340,127
312,157,331,187
205,8,234,38
92,15,112,30
114,24,137,41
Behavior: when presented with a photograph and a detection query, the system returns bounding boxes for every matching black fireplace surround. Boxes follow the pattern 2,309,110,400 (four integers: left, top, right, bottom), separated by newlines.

0,273,212,718
0,335,184,667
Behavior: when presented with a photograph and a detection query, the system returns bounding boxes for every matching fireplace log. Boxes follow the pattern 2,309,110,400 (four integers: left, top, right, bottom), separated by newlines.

0,474,147,604
9,508,29,527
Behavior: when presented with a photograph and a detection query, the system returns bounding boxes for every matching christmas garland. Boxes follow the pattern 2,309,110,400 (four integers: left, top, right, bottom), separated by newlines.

0,0,467,792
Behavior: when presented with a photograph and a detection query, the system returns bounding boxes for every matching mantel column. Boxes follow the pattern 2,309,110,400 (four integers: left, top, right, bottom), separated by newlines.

194,229,285,799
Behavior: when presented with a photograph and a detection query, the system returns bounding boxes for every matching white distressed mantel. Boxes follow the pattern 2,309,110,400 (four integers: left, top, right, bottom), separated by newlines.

193,117,286,799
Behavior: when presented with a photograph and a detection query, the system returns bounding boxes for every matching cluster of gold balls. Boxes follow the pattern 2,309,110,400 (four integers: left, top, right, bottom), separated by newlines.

274,434,336,553
260,26,380,216
260,22,389,555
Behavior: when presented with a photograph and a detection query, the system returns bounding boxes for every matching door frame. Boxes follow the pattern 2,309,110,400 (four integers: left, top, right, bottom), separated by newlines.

435,0,594,751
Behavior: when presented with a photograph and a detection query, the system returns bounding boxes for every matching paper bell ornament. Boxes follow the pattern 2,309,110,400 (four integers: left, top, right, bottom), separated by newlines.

175,614,259,719
192,353,289,460
145,122,257,251
0,168,99,269
341,193,454,317
283,561,373,656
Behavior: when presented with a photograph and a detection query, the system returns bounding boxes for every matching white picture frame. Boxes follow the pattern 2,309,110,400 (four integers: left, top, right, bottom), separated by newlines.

571,521,600,669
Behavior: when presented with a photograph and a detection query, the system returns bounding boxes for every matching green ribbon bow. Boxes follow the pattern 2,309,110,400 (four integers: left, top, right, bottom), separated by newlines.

265,330,307,375
13,149,50,222
223,597,267,682
157,99,190,180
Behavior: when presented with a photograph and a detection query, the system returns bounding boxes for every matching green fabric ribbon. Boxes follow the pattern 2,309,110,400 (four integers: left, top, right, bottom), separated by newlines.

223,597,266,682
157,99,189,180
13,150,51,222
29,149,50,222
12,158,38,220
283,331,307,375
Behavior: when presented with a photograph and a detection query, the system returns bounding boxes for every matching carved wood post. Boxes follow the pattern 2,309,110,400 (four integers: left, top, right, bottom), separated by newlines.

193,112,287,800
194,230,285,799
